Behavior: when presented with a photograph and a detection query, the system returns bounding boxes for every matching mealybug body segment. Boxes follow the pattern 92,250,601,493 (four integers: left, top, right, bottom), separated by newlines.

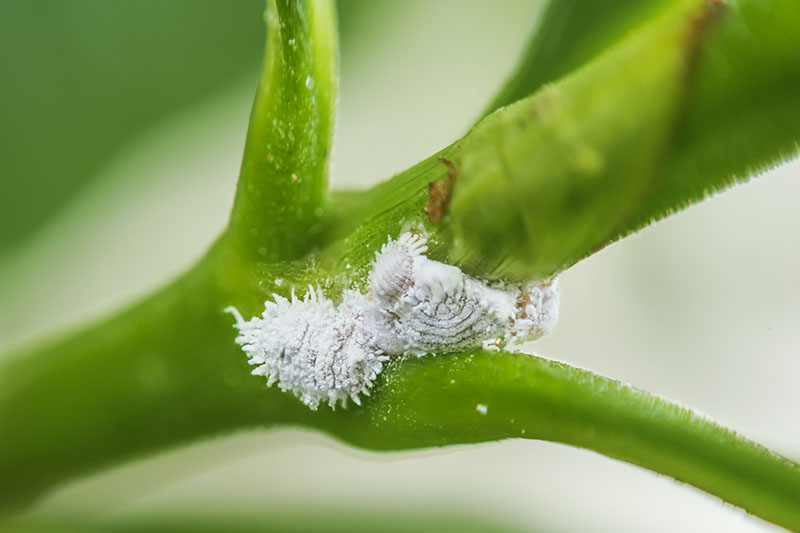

228,232,559,410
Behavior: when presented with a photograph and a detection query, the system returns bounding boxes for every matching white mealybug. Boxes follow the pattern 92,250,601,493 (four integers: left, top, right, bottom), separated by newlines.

226,287,387,409
227,231,559,410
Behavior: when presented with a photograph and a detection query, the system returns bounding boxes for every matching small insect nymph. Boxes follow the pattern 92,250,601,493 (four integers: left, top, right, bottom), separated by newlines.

227,231,559,410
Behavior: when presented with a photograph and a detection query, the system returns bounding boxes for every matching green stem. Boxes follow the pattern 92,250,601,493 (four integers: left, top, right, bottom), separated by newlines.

0,248,318,513
342,352,800,529
2,0,800,529
4,292,800,529
228,0,338,262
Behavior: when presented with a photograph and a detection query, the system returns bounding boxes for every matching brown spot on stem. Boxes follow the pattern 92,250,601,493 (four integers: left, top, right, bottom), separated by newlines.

424,157,459,223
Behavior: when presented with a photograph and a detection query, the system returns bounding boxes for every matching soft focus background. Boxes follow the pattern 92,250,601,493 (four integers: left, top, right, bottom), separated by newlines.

1,1,799,531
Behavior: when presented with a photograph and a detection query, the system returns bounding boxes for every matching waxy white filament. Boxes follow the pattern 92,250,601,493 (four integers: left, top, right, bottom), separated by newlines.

227,232,559,410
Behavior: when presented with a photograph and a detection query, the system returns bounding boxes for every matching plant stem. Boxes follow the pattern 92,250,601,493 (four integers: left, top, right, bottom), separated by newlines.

2,0,800,529
228,0,338,262
0,245,321,514
338,352,800,530
4,297,800,529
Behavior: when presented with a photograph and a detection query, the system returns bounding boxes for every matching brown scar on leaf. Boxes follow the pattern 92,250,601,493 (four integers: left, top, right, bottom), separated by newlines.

424,157,459,223
684,0,726,79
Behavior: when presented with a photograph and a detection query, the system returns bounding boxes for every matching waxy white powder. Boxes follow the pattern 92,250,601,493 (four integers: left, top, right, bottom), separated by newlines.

227,232,559,409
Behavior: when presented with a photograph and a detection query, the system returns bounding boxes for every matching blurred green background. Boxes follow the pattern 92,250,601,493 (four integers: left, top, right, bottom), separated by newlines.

1,1,798,531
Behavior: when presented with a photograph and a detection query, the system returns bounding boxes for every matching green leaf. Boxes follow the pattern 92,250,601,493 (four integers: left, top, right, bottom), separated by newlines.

466,0,800,278
482,0,672,117
226,0,339,263
447,1,694,279
325,0,800,281
632,0,800,231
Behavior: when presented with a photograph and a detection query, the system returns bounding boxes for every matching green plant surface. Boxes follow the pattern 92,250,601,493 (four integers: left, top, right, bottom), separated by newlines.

425,0,800,280
1,0,800,530
482,0,674,117
228,0,338,262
